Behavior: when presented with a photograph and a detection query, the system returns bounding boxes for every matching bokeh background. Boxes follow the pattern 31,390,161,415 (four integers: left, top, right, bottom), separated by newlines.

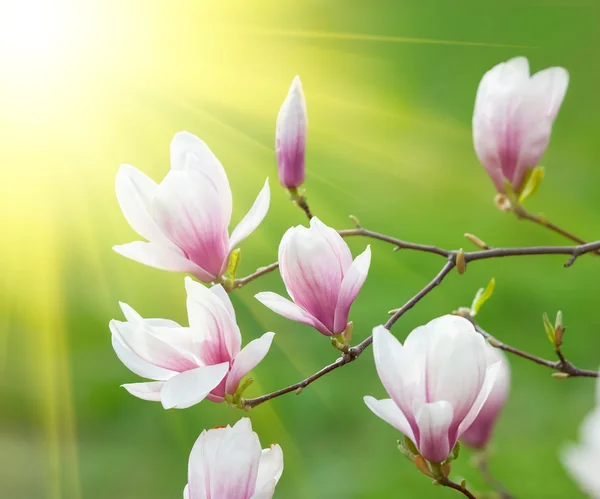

2,0,600,497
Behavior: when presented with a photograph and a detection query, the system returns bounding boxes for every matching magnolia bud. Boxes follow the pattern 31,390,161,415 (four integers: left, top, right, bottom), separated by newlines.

276,76,307,189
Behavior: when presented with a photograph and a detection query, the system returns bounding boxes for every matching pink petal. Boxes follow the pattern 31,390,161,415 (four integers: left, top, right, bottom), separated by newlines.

228,179,271,254
113,241,215,283
185,277,241,361
225,332,275,395
333,245,371,333
254,292,331,336
161,362,230,409
416,401,454,463
151,169,230,279
122,381,165,402
363,396,415,444
457,361,501,436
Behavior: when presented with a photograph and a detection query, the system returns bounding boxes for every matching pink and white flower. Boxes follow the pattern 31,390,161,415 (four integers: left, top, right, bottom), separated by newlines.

462,343,510,449
561,374,600,497
364,315,500,463
473,57,569,193
255,217,371,337
184,418,283,499
110,278,274,409
276,76,307,190
114,131,270,283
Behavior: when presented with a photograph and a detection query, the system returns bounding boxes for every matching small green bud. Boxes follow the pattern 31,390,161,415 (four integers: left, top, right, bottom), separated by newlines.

518,166,545,204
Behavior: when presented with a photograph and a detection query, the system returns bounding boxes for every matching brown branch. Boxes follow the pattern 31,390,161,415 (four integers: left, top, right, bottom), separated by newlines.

437,477,478,499
241,261,455,409
234,227,600,290
472,322,598,378
514,205,592,245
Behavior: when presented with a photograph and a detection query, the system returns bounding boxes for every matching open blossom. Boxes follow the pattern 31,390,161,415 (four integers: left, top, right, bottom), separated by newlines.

364,315,500,463
561,375,600,497
184,418,283,499
114,131,270,283
110,278,274,409
461,344,510,449
276,76,307,189
473,57,569,193
255,217,371,337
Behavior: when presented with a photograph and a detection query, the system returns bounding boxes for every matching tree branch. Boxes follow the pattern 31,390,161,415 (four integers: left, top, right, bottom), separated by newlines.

471,321,598,378
437,477,478,499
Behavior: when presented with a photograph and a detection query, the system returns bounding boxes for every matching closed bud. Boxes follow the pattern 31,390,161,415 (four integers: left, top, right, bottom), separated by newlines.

276,76,308,189
473,57,568,195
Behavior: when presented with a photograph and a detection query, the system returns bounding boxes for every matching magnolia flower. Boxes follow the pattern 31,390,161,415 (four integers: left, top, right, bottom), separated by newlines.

184,418,284,499
461,344,510,449
255,217,371,337
276,76,307,189
561,375,600,497
364,315,500,463
114,131,270,283
473,56,569,193
110,278,274,409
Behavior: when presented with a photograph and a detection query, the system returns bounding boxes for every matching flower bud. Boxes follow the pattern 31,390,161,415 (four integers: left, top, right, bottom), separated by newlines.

276,76,307,189
461,344,510,449
364,315,501,464
473,57,568,194
255,217,370,336
185,418,284,499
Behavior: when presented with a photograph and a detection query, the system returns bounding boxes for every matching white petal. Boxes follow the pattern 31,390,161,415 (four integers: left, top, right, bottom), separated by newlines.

416,401,454,463
363,396,415,443
372,326,407,407
185,277,242,360
111,331,176,381
225,332,275,395
529,67,569,119
333,245,371,332
309,217,353,270
255,444,284,492
458,361,501,435
210,284,236,321
170,131,232,220
188,427,228,499
113,241,215,282
161,363,229,409
115,164,170,245
250,480,277,499
122,381,165,402
228,179,271,252
183,484,190,499
254,292,331,336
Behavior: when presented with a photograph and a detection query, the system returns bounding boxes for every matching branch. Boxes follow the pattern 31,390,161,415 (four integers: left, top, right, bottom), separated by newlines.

472,321,598,378
474,453,513,499
234,226,600,290
241,261,455,409
437,477,477,499
514,204,595,247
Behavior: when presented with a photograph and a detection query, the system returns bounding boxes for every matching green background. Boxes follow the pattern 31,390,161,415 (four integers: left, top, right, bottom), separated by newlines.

2,1,600,497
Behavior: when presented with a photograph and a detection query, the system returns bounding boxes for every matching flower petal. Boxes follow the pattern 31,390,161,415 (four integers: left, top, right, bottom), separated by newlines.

210,284,236,321
152,169,230,279
249,481,277,499
185,277,241,361
228,179,271,253
416,401,454,463
183,484,191,499
170,131,232,220
363,396,415,443
161,362,230,409
254,292,331,336
255,444,284,492
225,332,275,395
111,331,176,381
113,241,215,282
333,245,371,333
122,381,165,402
115,164,171,245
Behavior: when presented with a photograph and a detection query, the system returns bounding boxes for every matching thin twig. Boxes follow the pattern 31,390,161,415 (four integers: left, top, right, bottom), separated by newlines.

473,322,598,378
474,453,513,499
437,477,478,499
233,262,280,289
241,261,455,409
295,196,313,220
515,205,600,256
